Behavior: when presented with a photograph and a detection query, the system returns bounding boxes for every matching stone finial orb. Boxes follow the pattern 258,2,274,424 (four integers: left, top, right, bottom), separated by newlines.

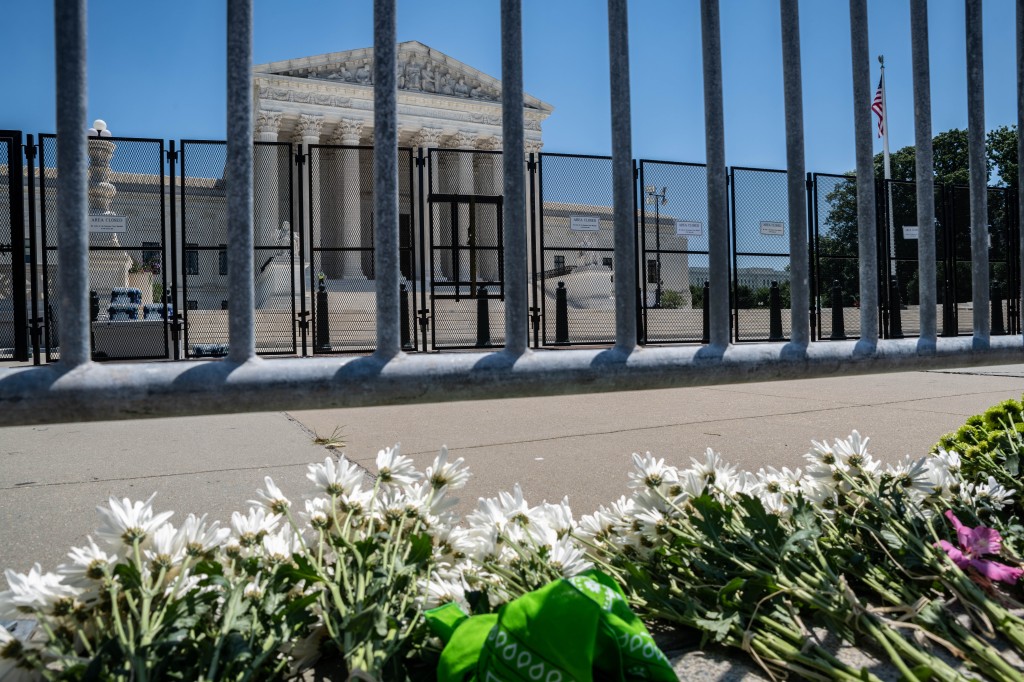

93,119,107,131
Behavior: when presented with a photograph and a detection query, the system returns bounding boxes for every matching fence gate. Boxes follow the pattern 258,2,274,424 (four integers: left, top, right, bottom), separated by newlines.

0,130,29,362
37,134,170,362
178,140,295,358
536,153,630,346
427,148,505,350
306,144,418,354
730,166,797,342
811,173,867,340
638,160,708,343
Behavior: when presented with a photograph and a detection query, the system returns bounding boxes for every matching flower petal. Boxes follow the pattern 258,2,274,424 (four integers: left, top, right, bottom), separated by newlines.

967,558,1024,585
936,540,969,568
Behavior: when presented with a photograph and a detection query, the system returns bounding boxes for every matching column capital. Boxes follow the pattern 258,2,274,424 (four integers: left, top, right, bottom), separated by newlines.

449,130,478,150
411,126,445,149
332,118,364,145
256,110,283,138
524,140,544,154
477,135,502,152
297,114,325,141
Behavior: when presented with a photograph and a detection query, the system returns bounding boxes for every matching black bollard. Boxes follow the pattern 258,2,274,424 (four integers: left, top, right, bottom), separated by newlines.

701,281,710,344
888,275,903,339
475,285,491,348
829,280,847,340
768,281,784,341
555,281,569,345
315,278,331,352
89,290,99,353
992,281,1006,335
941,279,956,336
400,283,413,350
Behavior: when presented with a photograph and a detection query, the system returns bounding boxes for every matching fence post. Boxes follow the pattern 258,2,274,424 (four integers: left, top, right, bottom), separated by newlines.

89,290,99,353
992,281,1005,335
701,280,710,344
830,280,847,340
475,285,491,348
555,281,569,345
400,283,413,350
942,278,957,336
888,275,904,339
315,277,331,352
769,280,784,341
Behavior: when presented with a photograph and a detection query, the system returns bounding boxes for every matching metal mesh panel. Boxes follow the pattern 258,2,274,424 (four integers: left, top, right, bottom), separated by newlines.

638,160,708,343
308,145,417,353
812,173,862,340
537,153,619,346
180,140,295,357
730,167,794,342
427,148,505,350
0,135,20,360
39,134,170,361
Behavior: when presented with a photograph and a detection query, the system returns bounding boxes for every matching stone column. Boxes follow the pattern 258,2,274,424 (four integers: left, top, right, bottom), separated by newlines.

412,128,445,279
297,114,324,269
476,136,502,282
335,118,365,279
452,130,477,283
254,111,282,249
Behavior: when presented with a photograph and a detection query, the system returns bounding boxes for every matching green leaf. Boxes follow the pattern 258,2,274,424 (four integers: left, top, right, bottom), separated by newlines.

693,610,740,643
907,664,936,681
406,532,434,566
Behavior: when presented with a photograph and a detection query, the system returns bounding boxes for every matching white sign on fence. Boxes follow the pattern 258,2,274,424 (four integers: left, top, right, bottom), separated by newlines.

570,215,600,231
902,225,919,240
675,220,703,237
759,221,785,236
89,214,127,233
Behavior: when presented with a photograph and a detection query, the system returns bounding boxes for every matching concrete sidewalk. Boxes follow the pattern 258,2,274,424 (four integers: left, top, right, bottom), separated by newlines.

1,364,1022,577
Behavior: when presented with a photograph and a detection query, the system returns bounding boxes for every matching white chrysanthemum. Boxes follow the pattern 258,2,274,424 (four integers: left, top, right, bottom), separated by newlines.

759,492,791,517
405,482,459,521
375,444,422,489
244,572,265,600
95,493,174,548
421,571,469,610
176,514,230,557
337,487,374,518
633,506,671,546
431,526,475,564
712,469,757,502
690,448,737,487
145,523,185,571
307,455,365,497
0,564,82,619
262,525,303,563
576,508,617,543
231,507,281,548
301,497,334,532
932,448,962,477
425,446,471,491
962,475,1015,511
755,466,803,496
539,497,575,539
464,525,500,564
373,488,410,526
886,455,932,496
629,452,679,490
833,431,882,479
547,536,592,577
58,537,118,586
1,624,34,682
251,476,291,514
497,484,546,529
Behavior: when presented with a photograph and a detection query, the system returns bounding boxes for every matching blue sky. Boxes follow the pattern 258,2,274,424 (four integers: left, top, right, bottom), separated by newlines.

2,1,1019,175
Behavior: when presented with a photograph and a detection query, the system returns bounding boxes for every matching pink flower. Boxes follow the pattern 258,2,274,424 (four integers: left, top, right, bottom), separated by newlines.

937,510,1024,585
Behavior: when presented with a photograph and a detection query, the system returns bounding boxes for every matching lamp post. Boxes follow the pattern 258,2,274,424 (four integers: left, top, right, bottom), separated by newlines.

644,185,668,307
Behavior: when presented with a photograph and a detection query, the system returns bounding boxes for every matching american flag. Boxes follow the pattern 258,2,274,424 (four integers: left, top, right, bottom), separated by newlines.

871,74,885,138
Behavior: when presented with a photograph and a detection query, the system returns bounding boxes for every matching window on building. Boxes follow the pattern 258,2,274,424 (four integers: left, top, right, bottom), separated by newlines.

603,257,613,269
219,245,227,276
647,260,660,284
221,300,229,311
185,245,199,276
187,300,198,311
141,242,161,271
554,255,565,271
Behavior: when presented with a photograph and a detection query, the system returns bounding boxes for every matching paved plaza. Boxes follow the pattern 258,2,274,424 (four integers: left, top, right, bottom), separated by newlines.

1,361,1022,578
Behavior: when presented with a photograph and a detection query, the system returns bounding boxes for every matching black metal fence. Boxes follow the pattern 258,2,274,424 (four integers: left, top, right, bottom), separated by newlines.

0,131,1020,362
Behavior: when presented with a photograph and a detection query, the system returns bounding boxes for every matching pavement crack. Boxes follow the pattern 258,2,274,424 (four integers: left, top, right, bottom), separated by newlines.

0,461,314,491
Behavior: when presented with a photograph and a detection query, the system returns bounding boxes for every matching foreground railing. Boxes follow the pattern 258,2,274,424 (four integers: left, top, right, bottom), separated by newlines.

0,0,1021,427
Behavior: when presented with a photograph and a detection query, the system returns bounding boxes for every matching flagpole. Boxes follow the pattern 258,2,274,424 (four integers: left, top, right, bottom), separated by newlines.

880,55,896,282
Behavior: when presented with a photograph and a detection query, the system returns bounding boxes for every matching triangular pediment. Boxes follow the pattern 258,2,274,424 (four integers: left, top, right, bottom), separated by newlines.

254,41,551,112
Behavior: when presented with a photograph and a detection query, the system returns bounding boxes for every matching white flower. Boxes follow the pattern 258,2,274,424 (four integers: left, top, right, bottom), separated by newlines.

244,572,265,600
231,507,281,548
144,523,185,571
690,448,737,487
405,482,459,521
0,624,34,682
58,537,118,586
431,526,475,564
425,446,471,491
262,525,303,563
886,456,933,496
95,493,174,548
375,444,422,489
251,476,291,514
962,475,1015,511
0,564,82,619
300,498,334,532
834,431,882,479
497,484,546,529
420,572,469,611
547,536,592,577
176,514,230,557
754,466,803,496
307,455,365,497
628,452,679,490
759,492,791,517
539,497,575,539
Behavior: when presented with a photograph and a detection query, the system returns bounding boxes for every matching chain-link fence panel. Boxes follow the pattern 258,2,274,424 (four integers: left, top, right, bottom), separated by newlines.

0,131,29,361
638,160,707,344
39,134,170,361
427,148,505,350
730,167,798,342
180,140,295,357
536,153,622,346
812,173,863,340
307,145,417,353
